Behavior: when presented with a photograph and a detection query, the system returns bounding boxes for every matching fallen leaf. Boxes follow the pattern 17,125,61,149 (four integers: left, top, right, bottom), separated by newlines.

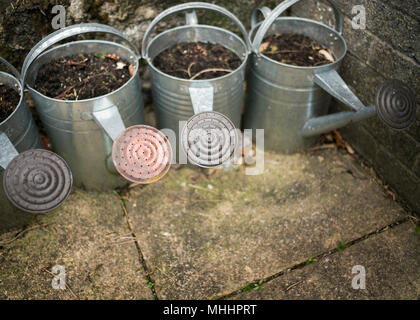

332,130,346,148
106,53,120,61
346,144,355,154
128,65,135,76
259,42,270,52
319,49,334,62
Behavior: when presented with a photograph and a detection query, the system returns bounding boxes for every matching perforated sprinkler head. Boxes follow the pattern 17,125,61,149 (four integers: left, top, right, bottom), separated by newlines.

376,79,417,130
181,111,238,168
3,149,73,214
112,125,173,184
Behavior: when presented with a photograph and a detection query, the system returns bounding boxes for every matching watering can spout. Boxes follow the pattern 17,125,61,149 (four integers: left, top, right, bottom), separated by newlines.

302,106,376,138
302,71,417,137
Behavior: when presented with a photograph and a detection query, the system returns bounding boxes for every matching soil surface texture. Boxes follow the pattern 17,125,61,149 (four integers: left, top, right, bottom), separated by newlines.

259,33,335,66
0,84,20,123
153,41,242,80
34,53,134,100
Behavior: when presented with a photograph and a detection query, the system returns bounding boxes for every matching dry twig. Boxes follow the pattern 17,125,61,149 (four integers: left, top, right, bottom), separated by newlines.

190,68,233,80
0,224,50,246
42,268,79,299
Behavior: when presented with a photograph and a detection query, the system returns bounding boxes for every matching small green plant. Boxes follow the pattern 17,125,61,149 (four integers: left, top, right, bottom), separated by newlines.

147,281,155,288
254,279,264,291
242,279,264,292
241,283,254,292
306,258,317,265
337,241,349,251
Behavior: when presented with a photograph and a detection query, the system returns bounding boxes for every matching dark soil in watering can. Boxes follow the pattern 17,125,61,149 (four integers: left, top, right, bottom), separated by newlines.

259,33,335,67
34,53,134,100
153,41,242,80
0,84,20,123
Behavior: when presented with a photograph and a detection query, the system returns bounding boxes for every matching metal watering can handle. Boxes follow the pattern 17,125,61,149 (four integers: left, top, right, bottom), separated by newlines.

141,2,252,60
250,6,272,31
21,23,140,87
0,56,22,80
252,0,343,54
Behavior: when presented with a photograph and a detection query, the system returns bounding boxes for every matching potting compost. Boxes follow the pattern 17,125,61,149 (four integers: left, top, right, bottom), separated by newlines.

0,84,20,123
259,33,335,66
34,53,133,100
153,41,242,80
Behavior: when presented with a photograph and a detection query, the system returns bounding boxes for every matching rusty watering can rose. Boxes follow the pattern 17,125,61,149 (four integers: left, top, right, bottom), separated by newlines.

112,125,173,184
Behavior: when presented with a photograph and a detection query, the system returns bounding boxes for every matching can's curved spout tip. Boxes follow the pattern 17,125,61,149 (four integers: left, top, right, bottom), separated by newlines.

376,79,417,130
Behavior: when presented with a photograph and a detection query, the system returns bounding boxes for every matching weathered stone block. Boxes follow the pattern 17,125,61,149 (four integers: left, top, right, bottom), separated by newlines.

232,222,420,299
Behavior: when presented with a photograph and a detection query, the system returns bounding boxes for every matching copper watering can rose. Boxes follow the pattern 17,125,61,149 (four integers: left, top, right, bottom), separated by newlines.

112,125,172,184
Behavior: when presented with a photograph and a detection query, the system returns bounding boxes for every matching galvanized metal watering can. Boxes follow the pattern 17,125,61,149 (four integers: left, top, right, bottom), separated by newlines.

0,57,72,228
142,2,252,167
244,0,417,154
22,23,172,191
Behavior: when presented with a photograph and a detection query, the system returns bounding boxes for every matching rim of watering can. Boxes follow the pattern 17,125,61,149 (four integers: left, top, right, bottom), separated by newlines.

0,57,25,126
252,0,343,53
24,40,140,103
251,17,347,70
146,25,250,83
251,0,346,69
141,1,252,61
21,23,140,91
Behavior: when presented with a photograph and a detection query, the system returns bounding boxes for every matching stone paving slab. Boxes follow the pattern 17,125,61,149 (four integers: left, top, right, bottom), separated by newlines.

232,222,420,299
0,190,154,300
125,148,407,299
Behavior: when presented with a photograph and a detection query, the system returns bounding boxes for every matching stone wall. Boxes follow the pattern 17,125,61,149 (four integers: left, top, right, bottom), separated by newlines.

0,0,278,113
0,0,418,213
0,0,277,65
